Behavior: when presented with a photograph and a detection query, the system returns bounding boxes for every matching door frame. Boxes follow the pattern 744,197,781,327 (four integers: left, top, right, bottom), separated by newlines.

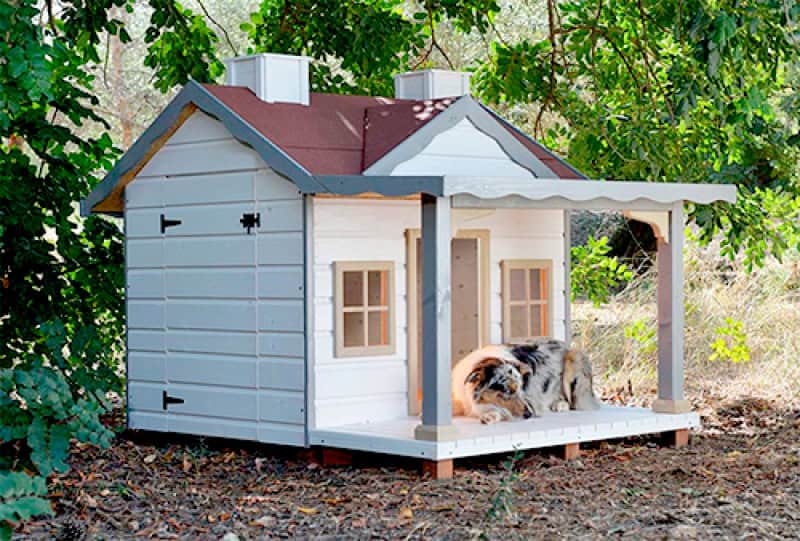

405,228,491,416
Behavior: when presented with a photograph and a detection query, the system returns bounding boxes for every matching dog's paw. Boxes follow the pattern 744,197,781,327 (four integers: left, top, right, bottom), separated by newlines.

552,400,570,412
479,410,504,424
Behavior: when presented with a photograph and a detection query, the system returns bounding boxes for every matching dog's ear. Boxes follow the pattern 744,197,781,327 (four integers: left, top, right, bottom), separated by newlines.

465,358,500,386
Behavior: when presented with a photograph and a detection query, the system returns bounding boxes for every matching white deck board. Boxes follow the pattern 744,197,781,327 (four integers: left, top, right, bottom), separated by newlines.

310,406,700,460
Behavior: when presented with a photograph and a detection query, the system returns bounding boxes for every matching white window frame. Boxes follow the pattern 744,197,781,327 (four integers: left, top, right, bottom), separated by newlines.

501,259,553,343
334,261,396,358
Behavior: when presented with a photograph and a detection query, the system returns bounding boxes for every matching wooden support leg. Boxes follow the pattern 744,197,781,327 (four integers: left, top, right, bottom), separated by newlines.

562,442,581,460
421,459,453,480
321,448,353,467
663,429,689,448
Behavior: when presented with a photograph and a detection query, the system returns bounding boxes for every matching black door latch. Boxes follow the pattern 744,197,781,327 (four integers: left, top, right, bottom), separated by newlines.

240,212,260,234
162,391,184,410
160,214,182,234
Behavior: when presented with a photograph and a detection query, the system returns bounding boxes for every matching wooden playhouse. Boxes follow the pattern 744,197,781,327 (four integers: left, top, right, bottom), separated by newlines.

82,53,736,477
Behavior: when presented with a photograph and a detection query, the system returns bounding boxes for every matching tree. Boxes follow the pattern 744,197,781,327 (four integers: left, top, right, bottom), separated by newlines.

0,0,222,535
474,0,800,268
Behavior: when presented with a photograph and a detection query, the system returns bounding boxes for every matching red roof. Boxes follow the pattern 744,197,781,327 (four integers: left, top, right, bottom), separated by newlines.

203,84,581,179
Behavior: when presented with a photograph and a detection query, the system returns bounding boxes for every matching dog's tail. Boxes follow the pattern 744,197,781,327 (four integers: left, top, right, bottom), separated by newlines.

562,349,601,410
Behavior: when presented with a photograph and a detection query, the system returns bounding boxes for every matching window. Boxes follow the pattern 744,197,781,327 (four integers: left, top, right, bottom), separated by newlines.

334,261,395,357
501,259,552,343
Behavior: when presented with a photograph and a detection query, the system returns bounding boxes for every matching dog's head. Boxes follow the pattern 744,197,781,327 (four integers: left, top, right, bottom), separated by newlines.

465,358,534,419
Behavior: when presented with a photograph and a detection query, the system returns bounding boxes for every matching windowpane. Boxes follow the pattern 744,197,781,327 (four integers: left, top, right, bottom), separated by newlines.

367,310,389,346
367,270,387,307
529,269,542,300
509,269,527,301
509,305,528,339
530,304,544,337
343,271,363,307
343,311,365,347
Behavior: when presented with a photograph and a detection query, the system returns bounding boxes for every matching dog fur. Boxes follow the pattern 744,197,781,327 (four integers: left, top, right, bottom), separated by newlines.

452,338,600,424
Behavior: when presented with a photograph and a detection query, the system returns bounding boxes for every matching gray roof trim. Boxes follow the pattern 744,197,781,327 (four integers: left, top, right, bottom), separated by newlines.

478,103,588,180
82,81,322,215
312,173,737,208
362,95,555,177
313,175,444,196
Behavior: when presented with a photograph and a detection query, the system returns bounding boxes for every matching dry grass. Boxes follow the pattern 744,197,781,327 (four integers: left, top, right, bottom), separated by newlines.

573,238,800,406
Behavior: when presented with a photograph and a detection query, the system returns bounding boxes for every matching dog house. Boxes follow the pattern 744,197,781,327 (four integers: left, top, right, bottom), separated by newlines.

82,53,736,475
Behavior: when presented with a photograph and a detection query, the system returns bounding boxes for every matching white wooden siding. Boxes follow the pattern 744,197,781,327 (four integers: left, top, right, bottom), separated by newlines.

311,198,565,429
125,111,306,446
390,119,536,178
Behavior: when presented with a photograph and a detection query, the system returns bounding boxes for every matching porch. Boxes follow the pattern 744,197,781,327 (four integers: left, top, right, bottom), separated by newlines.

311,174,736,472
311,405,700,461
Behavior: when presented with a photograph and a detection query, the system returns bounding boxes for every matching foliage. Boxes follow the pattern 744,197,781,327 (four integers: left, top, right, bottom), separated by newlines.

571,236,633,305
240,0,500,95
624,318,657,357
0,472,51,541
473,0,800,269
487,447,524,522
0,0,221,534
709,317,751,364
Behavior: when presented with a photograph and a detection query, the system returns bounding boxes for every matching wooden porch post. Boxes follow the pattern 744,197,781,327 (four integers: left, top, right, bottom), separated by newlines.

415,194,458,441
652,203,691,414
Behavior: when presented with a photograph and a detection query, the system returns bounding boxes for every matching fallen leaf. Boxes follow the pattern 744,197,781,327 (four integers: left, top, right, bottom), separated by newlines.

219,512,231,521
399,507,413,519
297,507,318,515
182,454,192,473
143,453,157,464
250,516,276,528
100,488,110,497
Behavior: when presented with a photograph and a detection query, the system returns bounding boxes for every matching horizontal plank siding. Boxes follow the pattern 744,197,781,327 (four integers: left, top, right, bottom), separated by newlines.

166,300,257,332
138,139,264,178
128,330,165,352
124,111,307,445
166,330,257,357
127,352,165,382
168,416,258,441
164,172,254,206
311,199,566,429
166,268,256,299
258,359,304,390
164,237,255,267
128,270,164,299
258,300,304,332
128,382,164,413
259,332,305,358
128,301,165,330
167,353,258,388
166,384,258,420
127,240,163,268
257,267,304,298
259,391,305,424
257,233,304,265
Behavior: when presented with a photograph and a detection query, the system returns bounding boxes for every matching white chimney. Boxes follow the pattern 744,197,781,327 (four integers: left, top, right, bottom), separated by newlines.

393,69,471,100
224,53,311,105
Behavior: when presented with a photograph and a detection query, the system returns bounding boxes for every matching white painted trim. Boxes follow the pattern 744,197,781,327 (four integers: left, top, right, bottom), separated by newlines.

445,177,737,207
311,406,700,460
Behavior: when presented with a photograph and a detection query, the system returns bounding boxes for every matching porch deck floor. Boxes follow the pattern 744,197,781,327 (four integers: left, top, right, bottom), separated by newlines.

310,405,700,460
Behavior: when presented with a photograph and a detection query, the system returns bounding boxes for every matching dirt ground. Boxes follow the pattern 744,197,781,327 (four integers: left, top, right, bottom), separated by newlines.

19,396,800,540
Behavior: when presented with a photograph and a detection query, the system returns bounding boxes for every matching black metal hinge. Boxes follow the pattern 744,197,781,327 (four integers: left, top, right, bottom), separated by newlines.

240,212,261,234
160,214,182,234
162,390,184,410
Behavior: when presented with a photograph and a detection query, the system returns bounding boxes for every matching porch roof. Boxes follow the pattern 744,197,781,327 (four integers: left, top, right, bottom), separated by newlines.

312,175,738,209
